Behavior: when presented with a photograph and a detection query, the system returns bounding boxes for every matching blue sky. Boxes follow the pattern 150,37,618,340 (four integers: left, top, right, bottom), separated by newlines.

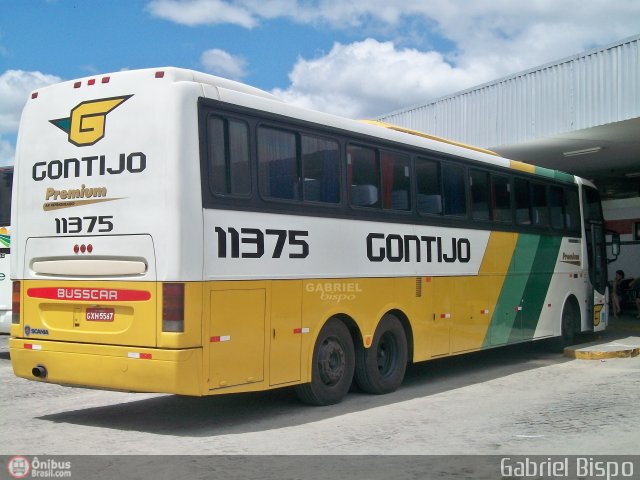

1,0,639,165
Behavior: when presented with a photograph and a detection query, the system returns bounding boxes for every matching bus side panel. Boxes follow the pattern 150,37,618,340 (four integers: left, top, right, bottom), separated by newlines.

533,236,589,338
269,280,302,386
207,283,266,390
449,231,519,354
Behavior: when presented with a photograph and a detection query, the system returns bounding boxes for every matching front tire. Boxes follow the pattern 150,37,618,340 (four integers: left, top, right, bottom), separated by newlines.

294,318,355,406
550,299,579,352
355,314,408,394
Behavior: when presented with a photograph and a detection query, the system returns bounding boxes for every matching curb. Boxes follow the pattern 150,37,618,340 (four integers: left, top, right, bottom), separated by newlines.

564,335,640,359
564,346,640,360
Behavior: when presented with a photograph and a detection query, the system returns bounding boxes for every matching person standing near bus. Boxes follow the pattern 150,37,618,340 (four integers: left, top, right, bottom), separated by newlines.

629,276,640,319
611,270,625,319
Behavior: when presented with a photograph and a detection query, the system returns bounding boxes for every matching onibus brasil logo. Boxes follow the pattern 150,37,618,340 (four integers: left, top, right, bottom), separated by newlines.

49,95,132,146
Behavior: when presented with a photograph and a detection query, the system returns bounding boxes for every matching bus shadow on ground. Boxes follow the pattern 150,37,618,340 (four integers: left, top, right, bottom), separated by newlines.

38,340,572,437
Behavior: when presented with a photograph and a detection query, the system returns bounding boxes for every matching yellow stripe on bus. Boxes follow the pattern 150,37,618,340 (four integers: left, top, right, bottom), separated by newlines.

509,160,536,173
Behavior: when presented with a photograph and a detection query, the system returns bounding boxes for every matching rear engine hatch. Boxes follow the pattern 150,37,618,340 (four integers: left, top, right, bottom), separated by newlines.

21,235,157,347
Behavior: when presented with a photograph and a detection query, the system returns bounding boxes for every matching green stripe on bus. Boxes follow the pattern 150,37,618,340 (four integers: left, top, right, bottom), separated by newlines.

534,166,575,184
508,235,563,342
482,234,563,346
483,234,539,346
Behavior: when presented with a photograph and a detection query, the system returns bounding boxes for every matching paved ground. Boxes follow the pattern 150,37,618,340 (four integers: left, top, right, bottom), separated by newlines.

1,315,639,461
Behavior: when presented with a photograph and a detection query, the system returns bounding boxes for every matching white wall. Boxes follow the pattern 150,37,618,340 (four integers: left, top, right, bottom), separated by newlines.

603,197,640,279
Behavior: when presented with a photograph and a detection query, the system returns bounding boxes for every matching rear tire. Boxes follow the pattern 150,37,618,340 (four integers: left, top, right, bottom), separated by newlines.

355,314,408,394
294,318,355,406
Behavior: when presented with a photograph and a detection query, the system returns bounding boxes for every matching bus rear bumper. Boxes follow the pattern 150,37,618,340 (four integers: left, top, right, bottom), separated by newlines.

9,338,203,396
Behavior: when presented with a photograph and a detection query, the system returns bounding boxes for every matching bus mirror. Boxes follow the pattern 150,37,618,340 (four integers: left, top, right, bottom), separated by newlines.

611,232,620,257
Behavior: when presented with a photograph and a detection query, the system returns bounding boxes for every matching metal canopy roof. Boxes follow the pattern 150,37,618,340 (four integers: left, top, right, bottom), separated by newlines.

378,35,640,199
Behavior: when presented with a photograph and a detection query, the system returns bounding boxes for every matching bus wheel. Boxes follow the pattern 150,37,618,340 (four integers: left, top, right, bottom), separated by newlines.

560,300,577,347
355,314,407,394
294,318,355,406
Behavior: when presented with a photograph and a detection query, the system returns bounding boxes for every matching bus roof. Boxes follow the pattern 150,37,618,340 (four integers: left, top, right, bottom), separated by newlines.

359,120,501,157
28,67,578,185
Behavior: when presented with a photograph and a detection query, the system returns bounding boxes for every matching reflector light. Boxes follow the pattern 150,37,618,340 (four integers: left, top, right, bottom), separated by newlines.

74,81,81,88
88,79,96,85
74,244,93,254
101,76,110,83
162,283,184,332
128,352,152,360
210,335,231,343
155,71,165,78
12,281,20,324
31,92,38,99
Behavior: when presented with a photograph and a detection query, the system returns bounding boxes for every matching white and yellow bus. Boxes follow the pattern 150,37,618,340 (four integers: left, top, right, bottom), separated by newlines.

10,68,610,405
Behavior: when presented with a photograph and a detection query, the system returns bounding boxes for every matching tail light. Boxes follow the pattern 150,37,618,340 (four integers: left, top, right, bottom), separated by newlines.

162,283,184,332
12,281,20,324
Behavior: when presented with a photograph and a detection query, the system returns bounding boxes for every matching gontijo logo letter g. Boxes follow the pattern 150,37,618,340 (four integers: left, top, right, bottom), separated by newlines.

50,95,132,146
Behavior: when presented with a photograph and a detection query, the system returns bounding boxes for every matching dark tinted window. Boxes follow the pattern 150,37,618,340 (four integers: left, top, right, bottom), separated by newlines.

492,175,511,223
416,158,441,215
515,179,531,225
583,186,603,222
301,135,340,203
258,127,298,200
549,186,564,229
348,145,379,207
531,183,548,226
565,189,580,231
381,151,411,211
470,169,490,221
443,164,467,216
207,116,250,196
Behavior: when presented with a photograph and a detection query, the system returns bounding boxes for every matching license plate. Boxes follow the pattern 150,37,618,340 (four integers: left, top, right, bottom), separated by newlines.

86,308,115,322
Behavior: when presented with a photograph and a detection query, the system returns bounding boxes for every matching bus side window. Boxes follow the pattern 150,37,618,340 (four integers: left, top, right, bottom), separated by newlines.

258,127,298,200
492,174,512,223
470,169,490,221
549,185,564,229
348,145,379,208
381,151,411,211
443,163,467,217
301,135,340,204
564,188,580,231
531,183,549,227
416,157,442,215
207,116,250,196
515,178,531,225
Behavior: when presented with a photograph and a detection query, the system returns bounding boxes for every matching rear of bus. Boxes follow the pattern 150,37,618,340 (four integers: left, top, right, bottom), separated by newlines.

10,68,207,394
